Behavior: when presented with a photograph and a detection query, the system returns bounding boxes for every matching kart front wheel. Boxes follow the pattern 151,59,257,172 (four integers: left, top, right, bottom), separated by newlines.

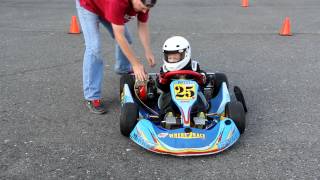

120,103,139,137
226,101,246,134
234,86,248,113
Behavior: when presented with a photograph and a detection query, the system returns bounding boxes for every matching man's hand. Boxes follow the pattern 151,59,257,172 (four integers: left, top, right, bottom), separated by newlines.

145,50,156,67
138,21,155,68
132,61,147,81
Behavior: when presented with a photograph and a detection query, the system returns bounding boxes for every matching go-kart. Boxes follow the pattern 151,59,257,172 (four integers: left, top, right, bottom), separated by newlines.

119,70,247,156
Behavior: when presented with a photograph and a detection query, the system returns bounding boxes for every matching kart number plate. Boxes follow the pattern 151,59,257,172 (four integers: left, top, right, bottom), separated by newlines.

174,84,196,100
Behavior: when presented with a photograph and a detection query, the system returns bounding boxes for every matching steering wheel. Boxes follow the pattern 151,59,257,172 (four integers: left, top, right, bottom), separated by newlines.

160,70,206,85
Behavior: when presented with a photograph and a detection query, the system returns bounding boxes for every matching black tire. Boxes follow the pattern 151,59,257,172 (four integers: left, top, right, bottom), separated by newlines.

120,103,139,137
225,101,246,134
234,86,248,113
212,73,229,97
119,74,135,101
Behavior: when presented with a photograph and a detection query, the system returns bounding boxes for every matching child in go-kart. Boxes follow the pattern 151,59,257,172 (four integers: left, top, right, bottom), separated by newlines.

156,36,209,120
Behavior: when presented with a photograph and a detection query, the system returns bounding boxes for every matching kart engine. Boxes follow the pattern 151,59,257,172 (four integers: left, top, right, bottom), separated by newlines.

135,78,157,102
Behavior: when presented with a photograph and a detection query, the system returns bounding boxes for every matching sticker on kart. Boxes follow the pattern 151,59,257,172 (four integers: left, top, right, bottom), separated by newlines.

173,83,196,100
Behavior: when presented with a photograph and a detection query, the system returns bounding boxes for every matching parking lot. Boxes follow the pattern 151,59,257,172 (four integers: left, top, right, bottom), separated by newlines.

0,0,319,179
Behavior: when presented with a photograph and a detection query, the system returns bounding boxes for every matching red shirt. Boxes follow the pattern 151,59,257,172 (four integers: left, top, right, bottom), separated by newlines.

79,0,149,25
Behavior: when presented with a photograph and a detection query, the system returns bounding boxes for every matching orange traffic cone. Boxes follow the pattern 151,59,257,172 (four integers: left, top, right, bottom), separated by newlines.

241,0,249,7
279,17,292,36
69,16,80,34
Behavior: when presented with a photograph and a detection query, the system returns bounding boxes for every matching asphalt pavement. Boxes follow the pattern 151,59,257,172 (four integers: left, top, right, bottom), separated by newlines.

0,0,319,179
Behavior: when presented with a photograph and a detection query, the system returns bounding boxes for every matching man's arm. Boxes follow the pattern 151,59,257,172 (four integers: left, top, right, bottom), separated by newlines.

137,21,156,67
112,23,147,81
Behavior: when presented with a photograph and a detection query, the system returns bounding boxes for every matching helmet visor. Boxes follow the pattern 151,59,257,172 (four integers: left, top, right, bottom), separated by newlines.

164,49,186,63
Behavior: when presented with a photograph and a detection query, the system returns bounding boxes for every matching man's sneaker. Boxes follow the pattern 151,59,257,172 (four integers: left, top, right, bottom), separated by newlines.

85,99,106,114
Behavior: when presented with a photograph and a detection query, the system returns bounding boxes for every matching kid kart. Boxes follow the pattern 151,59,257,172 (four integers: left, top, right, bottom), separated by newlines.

119,70,247,156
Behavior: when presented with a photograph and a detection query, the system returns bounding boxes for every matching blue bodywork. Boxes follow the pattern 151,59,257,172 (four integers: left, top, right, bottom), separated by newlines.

122,79,241,156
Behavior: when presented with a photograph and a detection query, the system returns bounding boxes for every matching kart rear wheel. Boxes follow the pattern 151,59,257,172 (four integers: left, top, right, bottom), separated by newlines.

212,73,229,97
120,103,139,137
226,101,246,134
234,86,248,113
120,74,135,101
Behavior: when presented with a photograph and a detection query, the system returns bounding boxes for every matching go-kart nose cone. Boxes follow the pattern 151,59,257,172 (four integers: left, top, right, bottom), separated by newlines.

130,118,240,156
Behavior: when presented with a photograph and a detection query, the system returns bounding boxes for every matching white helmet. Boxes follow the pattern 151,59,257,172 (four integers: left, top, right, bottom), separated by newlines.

162,36,191,72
